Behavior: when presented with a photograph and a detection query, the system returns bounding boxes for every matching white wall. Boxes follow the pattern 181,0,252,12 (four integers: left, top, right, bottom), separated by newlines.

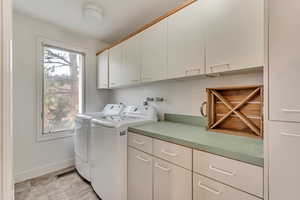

13,12,109,182
110,71,263,117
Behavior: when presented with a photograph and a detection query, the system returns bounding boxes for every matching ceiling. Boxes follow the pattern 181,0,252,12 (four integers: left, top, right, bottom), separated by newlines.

13,0,187,43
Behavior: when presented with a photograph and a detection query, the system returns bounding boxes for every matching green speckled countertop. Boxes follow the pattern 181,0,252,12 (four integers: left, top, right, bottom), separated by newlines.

128,114,263,167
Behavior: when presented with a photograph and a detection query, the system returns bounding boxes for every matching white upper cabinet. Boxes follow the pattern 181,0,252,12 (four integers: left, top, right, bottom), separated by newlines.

204,0,264,73
98,0,265,88
109,43,124,87
140,20,168,82
269,0,300,122
97,50,109,89
167,1,205,79
122,35,141,85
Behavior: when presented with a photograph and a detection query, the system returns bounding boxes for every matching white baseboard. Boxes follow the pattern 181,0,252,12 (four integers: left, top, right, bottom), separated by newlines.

14,159,75,183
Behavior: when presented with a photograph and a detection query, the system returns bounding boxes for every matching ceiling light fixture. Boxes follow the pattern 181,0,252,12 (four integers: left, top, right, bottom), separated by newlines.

82,2,104,23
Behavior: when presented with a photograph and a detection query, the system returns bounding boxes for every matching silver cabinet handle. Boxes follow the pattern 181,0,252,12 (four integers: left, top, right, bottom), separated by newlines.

209,165,236,176
133,139,145,145
200,101,207,117
210,63,230,72
282,108,300,113
161,149,177,157
280,132,300,137
190,68,201,72
142,77,152,81
197,181,221,195
136,155,150,162
185,68,201,76
155,163,171,172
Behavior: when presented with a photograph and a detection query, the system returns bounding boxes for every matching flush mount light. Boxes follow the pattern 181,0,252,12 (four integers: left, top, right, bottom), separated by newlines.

82,2,104,23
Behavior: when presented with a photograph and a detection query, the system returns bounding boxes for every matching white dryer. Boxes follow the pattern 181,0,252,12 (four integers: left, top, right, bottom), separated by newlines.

90,105,158,200
74,104,124,181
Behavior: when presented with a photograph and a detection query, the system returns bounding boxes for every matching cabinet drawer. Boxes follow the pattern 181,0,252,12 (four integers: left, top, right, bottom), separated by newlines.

153,139,192,170
193,173,261,200
269,121,300,200
193,150,263,197
128,132,153,154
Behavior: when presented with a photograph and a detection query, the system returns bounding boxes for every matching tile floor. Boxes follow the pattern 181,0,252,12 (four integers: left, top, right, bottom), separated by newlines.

14,170,100,200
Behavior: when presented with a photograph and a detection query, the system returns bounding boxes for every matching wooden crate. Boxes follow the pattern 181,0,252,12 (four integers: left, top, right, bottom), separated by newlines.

206,85,263,139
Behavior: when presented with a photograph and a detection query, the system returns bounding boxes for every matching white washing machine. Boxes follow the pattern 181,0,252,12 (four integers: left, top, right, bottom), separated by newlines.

74,104,124,181
90,105,158,200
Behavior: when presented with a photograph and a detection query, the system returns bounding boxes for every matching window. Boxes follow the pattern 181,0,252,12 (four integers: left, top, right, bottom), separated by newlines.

37,39,85,141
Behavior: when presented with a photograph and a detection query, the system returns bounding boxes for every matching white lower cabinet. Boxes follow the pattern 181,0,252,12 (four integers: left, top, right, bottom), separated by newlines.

127,138,192,200
193,173,261,200
269,121,300,200
153,139,192,170
193,150,263,198
128,135,262,200
128,132,153,154
154,158,192,200
128,147,153,200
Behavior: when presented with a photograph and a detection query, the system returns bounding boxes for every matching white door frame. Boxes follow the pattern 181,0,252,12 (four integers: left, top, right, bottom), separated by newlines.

0,0,13,199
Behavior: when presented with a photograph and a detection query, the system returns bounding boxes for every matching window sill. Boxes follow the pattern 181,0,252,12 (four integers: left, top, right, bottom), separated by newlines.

36,132,74,142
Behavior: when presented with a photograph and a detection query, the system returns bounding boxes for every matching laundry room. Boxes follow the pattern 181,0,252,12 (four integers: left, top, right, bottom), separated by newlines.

0,0,298,200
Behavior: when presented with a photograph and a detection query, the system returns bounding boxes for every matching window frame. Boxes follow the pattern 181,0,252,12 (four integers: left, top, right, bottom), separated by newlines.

36,37,87,142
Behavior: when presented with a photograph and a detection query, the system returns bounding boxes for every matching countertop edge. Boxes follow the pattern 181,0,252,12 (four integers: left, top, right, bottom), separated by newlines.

128,127,264,167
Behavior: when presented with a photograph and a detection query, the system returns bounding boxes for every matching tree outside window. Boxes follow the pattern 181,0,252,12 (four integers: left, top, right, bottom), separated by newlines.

42,46,84,135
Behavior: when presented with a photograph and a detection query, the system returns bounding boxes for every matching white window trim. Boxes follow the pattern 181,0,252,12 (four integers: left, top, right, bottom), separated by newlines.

36,37,87,142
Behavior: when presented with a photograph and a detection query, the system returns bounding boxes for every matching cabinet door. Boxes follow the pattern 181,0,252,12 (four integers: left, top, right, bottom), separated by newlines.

269,0,300,122
167,1,205,79
97,50,109,89
193,173,260,200
123,35,141,85
269,121,300,200
153,158,192,200
109,44,124,87
128,147,153,200
204,0,264,73
141,20,167,82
